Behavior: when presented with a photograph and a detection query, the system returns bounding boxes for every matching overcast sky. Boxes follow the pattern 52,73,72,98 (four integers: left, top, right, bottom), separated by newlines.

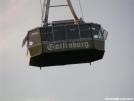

0,0,134,101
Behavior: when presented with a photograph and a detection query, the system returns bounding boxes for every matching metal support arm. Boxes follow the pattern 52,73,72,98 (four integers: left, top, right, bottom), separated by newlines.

43,0,82,26
65,0,79,21
44,0,51,26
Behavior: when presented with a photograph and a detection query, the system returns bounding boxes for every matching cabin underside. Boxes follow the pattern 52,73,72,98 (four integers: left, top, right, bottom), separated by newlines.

29,49,104,67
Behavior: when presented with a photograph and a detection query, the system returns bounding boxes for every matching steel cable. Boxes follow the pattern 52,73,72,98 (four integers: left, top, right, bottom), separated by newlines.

40,0,47,26
78,0,84,20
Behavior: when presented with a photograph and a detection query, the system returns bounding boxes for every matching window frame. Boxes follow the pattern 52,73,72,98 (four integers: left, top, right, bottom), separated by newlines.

101,27,108,40
28,29,41,46
53,26,66,41
66,25,80,40
91,23,104,40
79,24,92,39
40,27,54,43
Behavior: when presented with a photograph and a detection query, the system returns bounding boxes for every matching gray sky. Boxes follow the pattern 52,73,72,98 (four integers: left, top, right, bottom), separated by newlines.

0,0,134,101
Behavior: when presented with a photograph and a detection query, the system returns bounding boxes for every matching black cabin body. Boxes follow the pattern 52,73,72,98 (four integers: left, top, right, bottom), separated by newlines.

23,23,108,67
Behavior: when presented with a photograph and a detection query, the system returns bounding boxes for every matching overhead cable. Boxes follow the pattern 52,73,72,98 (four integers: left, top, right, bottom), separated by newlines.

78,0,84,20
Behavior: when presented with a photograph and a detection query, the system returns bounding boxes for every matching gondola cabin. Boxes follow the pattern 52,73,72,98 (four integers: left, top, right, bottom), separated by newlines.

23,21,108,67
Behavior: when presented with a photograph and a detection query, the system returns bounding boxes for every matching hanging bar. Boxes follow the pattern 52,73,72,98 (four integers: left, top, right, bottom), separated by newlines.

50,5,68,7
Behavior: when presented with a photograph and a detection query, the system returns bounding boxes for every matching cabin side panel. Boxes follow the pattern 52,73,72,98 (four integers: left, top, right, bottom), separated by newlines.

28,28,42,57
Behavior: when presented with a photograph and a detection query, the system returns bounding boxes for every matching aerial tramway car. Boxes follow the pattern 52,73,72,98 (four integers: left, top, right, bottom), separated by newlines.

22,0,108,68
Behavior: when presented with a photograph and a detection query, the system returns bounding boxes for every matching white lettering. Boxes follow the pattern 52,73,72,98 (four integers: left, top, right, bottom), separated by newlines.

65,43,67,48
68,43,72,48
46,42,89,50
60,44,62,49
55,44,60,49
73,42,76,48
77,43,81,47
63,43,65,48
82,42,85,47
85,42,89,48
47,44,54,50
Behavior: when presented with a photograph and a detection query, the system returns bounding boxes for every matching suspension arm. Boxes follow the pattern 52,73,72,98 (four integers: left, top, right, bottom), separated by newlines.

65,0,79,21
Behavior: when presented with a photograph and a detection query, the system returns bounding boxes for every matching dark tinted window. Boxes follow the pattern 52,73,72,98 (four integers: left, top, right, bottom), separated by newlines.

91,24,103,39
92,30,99,38
79,24,92,39
53,26,66,41
98,31,103,39
41,27,52,33
41,28,53,42
28,35,41,46
91,24,101,30
41,33,53,42
79,24,90,30
28,30,41,46
101,28,108,40
67,25,79,40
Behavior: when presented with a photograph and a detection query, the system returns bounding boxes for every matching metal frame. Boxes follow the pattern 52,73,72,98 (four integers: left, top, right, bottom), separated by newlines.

43,0,83,26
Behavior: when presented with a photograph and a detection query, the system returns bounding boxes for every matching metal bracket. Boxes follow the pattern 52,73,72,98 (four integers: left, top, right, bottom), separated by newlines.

43,0,83,26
